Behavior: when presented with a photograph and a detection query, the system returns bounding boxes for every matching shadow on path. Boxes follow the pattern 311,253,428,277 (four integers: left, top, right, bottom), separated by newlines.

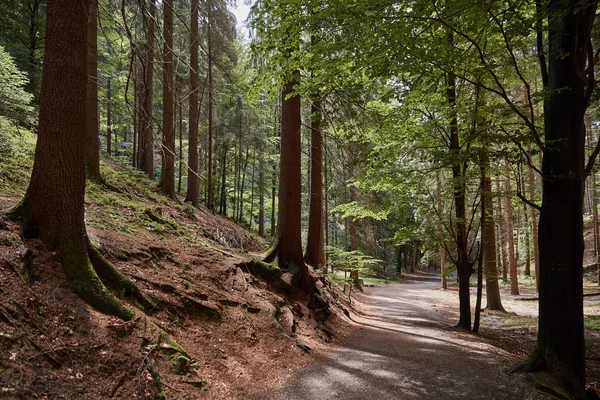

258,272,542,400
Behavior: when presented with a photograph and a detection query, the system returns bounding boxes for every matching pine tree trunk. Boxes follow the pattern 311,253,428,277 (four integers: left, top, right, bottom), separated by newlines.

206,4,214,211
16,0,131,319
277,77,313,292
305,93,324,268
132,55,138,168
161,0,175,196
140,0,155,179
85,0,101,182
107,77,112,155
185,0,199,206
178,96,183,194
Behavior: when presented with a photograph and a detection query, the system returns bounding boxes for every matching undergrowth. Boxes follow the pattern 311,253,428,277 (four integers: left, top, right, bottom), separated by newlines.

0,117,35,196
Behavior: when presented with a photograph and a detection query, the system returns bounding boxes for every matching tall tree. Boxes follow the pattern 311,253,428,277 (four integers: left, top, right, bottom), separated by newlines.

139,0,156,179
161,0,175,196
482,153,504,311
305,94,325,268
9,0,132,319
512,2,598,397
447,68,472,330
185,0,200,206
85,0,101,183
206,1,214,210
504,162,519,296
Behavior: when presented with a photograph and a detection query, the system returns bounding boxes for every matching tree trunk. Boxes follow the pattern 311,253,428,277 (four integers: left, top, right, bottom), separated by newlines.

258,129,265,236
305,93,324,268
161,0,175,197
206,4,214,211
520,3,596,397
219,144,228,216
436,170,447,289
106,77,112,155
496,176,508,281
504,162,519,295
177,95,183,194
85,0,101,182
185,0,199,206
140,0,156,179
277,76,313,293
447,68,471,330
483,156,504,310
13,0,131,319
271,162,277,236
324,135,329,269
522,176,531,277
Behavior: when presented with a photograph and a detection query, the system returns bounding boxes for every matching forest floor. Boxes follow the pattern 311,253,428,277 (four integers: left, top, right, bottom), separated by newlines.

0,158,356,399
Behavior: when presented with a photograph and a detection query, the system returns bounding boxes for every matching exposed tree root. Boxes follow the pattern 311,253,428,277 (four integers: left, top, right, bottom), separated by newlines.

262,235,280,263
58,240,134,320
143,356,167,400
510,354,592,400
87,239,156,313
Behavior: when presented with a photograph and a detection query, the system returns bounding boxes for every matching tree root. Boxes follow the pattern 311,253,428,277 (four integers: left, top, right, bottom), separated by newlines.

262,235,281,263
143,356,167,400
87,239,156,313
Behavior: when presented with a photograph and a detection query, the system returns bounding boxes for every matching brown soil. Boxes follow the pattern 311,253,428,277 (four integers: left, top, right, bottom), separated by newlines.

0,189,353,400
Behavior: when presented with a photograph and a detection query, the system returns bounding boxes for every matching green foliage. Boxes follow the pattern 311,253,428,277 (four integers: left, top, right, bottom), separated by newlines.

0,117,35,195
0,45,33,126
326,246,383,276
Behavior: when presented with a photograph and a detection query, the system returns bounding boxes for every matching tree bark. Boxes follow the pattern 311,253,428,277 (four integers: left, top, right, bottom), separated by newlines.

107,77,112,155
161,0,175,197
519,3,597,397
85,0,101,182
504,161,519,295
447,68,471,330
483,156,504,310
277,77,313,293
206,3,214,211
13,0,131,319
436,170,447,289
185,0,199,206
305,93,324,268
526,142,539,286
140,0,156,179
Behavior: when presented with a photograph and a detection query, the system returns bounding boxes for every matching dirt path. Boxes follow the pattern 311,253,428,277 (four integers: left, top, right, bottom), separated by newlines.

258,272,543,399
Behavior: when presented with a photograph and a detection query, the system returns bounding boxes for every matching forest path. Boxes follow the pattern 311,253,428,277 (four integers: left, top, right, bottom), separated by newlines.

258,271,543,399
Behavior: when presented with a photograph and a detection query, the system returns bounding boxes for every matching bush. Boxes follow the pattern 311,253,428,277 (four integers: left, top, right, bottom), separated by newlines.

0,44,33,127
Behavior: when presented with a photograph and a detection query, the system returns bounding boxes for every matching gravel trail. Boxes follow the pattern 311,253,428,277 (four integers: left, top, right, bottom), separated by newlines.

259,272,542,399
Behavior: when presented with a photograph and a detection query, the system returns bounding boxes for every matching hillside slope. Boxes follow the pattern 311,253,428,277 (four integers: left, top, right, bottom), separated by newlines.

0,132,351,399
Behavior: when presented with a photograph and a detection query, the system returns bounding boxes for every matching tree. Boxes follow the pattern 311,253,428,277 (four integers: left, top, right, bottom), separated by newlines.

206,1,214,209
185,0,200,207
305,94,325,268
482,152,504,311
504,161,519,296
276,75,315,293
8,0,142,320
0,44,33,125
511,2,599,397
139,0,156,179
85,0,101,183
161,0,175,196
